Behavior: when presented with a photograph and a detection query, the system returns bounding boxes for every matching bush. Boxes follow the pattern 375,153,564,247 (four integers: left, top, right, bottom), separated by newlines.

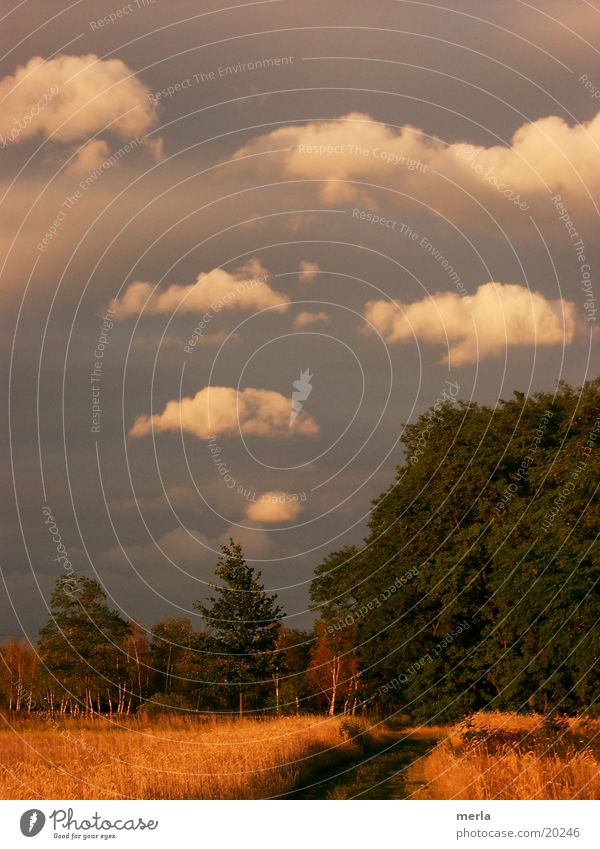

339,717,372,745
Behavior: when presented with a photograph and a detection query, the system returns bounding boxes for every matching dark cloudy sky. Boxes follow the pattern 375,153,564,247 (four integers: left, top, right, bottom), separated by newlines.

1,0,598,638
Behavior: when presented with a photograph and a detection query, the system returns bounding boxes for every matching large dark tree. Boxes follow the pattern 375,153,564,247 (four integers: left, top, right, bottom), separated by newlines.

482,380,600,713
310,378,599,722
194,540,284,715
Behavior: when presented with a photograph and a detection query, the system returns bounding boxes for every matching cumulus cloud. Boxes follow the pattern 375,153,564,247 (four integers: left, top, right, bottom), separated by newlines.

234,110,600,207
245,491,304,523
0,53,159,146
293,311,331,329
365,282,577,365
111,258,289,319
235,112,430,202
451,116,598,201
298,260,320,283
130,386,320,440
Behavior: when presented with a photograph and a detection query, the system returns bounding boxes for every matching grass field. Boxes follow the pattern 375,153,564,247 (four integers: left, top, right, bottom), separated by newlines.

0,714,366,800
0,711,597,800
408,712,600,800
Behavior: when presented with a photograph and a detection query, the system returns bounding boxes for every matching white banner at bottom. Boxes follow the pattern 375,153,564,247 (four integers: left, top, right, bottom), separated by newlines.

0,800,597,847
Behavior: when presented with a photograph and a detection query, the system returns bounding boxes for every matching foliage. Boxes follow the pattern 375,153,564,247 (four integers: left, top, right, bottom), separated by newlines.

311,378,599,722
193,540,284,713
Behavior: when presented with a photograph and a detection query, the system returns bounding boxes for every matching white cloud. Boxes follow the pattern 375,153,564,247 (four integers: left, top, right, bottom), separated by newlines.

235,112,425,203
130,385,320,440
0,53,159,146
298,260,320,283
245,491,304,523
111,258,289,319
293,311,331,329
365,282,578,365
234,110,600,208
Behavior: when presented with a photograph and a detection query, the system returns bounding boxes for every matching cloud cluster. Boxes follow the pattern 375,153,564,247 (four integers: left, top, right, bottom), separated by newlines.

130,386,320,440
111,258,289,319
365,282,577,365
234,110,600,207
0,53,159,145
245,491,304,523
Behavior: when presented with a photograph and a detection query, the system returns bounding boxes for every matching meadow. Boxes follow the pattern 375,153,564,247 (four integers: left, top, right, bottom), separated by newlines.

0,711,597,800
0,714,362,800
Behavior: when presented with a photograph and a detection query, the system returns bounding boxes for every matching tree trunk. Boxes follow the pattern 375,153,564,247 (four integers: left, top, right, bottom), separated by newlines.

328,655,340,716
166,645,172,691
133,641,143,703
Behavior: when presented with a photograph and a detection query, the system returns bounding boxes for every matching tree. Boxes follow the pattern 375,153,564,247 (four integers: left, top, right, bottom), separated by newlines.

307,622,359,716
275,628,313,714
194,540,283,715
310,378,599,722
0,640,40,711
309,546,364,714
123,622,152,712
38,575,130,715
482,379,600,713
150,617,198,699
310,546,362,623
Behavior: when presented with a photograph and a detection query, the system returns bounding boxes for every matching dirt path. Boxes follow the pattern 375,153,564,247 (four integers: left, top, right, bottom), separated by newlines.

288,728,444,800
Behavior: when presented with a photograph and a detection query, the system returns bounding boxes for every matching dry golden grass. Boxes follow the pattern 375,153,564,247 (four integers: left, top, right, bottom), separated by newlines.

3,711,597,800
409,712,600,800
0,714,360,800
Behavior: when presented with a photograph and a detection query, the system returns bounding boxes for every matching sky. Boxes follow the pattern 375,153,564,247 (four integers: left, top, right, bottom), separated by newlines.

1,0,598,638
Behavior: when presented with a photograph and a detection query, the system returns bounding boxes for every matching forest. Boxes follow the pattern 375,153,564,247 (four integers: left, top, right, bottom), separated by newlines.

2,378,598,723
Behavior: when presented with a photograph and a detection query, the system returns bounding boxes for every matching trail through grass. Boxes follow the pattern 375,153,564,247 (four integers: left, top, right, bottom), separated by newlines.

288,727,445,799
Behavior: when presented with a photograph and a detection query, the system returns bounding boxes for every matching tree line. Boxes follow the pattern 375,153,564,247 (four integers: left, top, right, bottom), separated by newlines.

1,379,598,721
